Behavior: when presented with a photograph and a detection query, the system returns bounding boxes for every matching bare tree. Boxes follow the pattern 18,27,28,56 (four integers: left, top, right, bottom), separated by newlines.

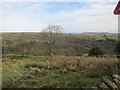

42,25,63,56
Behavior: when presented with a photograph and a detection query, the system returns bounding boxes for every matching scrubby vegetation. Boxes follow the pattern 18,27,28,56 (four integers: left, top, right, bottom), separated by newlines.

2,56,118,88
2,32,119,88
114,41,120,55
2,32,118,56
89,47,104,56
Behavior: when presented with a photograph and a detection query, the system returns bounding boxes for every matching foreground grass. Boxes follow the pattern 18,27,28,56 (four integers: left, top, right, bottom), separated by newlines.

2,56,118,88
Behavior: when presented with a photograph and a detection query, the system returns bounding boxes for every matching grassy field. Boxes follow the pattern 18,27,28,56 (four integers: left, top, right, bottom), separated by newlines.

2,32,119,88
2,55,118,88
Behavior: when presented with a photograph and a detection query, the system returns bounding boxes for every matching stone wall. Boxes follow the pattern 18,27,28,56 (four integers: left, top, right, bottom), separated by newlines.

96,74,120,89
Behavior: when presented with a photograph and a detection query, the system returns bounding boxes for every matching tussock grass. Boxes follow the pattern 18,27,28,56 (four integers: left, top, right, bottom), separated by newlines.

2,56,118,88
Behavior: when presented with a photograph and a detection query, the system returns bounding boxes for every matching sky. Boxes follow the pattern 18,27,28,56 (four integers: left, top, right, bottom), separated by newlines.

0,0,119,33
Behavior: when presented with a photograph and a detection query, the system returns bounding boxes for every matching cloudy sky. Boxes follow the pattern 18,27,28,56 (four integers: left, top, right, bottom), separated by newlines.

0,0,119,33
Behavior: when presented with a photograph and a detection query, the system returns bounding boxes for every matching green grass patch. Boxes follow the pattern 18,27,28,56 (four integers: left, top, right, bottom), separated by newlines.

2,55,118,88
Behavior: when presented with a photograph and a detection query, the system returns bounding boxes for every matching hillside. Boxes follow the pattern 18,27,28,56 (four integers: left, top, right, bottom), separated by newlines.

80,32,118,37
2,32,119,88
2,32,118,56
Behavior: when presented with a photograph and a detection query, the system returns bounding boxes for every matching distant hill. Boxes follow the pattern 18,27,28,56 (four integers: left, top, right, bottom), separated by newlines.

2,32,118,56
2,32,118,38
80,32,118,37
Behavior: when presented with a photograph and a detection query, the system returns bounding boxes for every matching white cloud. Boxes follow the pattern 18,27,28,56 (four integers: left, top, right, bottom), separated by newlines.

0,2,47,32
0,0,118,2
0,2,118,33
25,3,43,10
45,3,118,33
2,3,27,9
0,3,3,31
1,15,47,32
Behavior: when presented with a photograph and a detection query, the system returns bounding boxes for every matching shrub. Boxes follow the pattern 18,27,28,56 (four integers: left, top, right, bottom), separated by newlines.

89,47,104,56
114,41,120,54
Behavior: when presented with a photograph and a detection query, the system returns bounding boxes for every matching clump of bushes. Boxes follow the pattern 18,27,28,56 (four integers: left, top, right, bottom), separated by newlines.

89,47,104,56
114,41,120,55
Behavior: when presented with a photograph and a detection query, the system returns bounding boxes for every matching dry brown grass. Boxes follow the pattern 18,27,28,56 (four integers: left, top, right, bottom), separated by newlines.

3,56,119,88
25,56,118,78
